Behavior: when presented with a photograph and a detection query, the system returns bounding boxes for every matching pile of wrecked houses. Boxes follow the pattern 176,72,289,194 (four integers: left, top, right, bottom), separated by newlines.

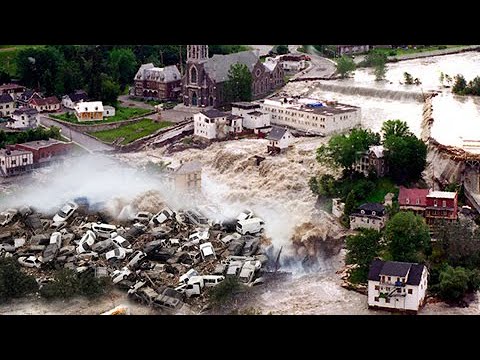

0,200,270,312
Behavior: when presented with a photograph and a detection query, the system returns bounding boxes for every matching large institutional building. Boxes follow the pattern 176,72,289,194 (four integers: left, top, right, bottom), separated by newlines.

182,45,284,108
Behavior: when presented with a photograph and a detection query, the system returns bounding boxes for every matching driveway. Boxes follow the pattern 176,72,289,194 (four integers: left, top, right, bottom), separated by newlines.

39,116,114,153
289,45,337,80
118,95,155,111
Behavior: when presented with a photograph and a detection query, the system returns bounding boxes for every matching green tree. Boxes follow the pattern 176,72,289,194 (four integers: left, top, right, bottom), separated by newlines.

381,119,411,140
467,76,480,96
384,212,431,262
403,72,414,85
438,265,469,301
336,56,356,78
452,74,467,95
108,48,137,91
276,45,289,55
308,176,319,195
224,63,252,103
0,258,38,302
100,74,121,106
318,174,338,197
346,229,383,283
316,128,381,171
384,134,427,184
40,269,79,299
0,71,11,84
366,52,387,81
344,190,356,216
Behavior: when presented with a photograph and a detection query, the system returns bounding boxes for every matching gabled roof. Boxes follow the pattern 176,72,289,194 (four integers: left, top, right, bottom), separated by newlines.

380,261,411,277
266,126,288,141
66,90,88,103
12,107,38,116
368,259,426,286
356,203,385,213
406,264,426,285
0,83,25,92
0,94,14,103
200,109,228,119
203,51,260,83
20,90,41,101
369,145,385,158
30,96,60,106
398,187,429,206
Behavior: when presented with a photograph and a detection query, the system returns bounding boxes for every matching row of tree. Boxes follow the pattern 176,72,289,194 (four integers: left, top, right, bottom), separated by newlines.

8,45,250,106
315,120,427,184
451,74,480,96
335,52,387,81
0,127,62,149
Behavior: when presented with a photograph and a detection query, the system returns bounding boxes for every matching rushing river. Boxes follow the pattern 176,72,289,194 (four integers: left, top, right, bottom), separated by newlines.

286,51,480,147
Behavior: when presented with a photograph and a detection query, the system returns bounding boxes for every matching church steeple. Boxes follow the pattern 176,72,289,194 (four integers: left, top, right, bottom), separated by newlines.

187,45,208,62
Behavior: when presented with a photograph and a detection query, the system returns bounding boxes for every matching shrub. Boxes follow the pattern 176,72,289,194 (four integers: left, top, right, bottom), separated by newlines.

0,258,38,302
208,277,241,306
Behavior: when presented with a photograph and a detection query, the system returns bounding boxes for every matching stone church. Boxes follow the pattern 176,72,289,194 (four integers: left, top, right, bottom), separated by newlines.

182,45,284,108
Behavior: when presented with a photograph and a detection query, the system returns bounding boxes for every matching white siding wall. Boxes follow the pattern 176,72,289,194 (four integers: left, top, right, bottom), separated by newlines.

349,215,385,231
0,101,15,117
62,98,74,109
278,132,293,149
260,101,361,135
231,107,270,129
8,113,39,129
194,113,219,140
0,152,34,173
368,268,428,312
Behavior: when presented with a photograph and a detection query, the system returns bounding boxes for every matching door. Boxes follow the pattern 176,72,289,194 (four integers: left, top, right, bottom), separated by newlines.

191,91,198,106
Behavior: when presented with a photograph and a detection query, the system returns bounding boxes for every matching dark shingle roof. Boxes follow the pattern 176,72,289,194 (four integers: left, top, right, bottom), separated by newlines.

380,261,412,277
368,259,384,281
12,107,38,116
67,91,88,103
406,264,425,285
0,94,14,103
204,51,260,83
357,203,385,213
200,109,228,118
266,126,287,141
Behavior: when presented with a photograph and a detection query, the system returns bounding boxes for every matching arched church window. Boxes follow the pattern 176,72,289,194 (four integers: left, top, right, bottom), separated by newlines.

191,67,197,83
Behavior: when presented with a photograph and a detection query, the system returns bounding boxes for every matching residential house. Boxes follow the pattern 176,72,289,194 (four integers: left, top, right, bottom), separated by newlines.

231,102,270,131
260,97,361,135
17,90,42,107
134,64,182,100
425,190,458,225
182,45,284,108
166,160,202,193
74,101,104,122
62,90,88,109
0,94,15,117
103,105,115,117
0,148,34,177
349,203,387,231
355,145,388,177
336,45,370,56
193,109,241,140
0,83,26,100
398,187,429,216
277,54,308,72
29,96,61,112
266,126,294,154
368,259,428,313
7,107,39,129
13,138,73,167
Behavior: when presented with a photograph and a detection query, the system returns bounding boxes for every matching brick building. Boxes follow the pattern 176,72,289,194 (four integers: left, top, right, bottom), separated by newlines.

13,139,73,167
134,64,182,100
425,190,458,225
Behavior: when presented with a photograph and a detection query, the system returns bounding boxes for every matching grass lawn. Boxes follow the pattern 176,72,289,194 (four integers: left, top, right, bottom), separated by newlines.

374,45,465,57
88,119,173,145
52,106,152,125
364,177,398,203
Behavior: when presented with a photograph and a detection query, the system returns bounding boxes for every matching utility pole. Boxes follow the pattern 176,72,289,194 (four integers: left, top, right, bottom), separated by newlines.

179,45,183,75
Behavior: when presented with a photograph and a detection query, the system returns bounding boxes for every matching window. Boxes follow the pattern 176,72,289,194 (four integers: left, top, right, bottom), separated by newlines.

442,200,446,207
375,285,379,290
416,198,420,205
11,160,16,165
408,289,413,294
374,297,379,302
406,198,410,204
23,158,27,163
396,288,401,293
385,298,390,303
434,199,437,207
388,277,391,281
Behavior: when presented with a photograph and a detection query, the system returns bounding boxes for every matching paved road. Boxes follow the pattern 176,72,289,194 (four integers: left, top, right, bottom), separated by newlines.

40,116,114,153
289,45,337,80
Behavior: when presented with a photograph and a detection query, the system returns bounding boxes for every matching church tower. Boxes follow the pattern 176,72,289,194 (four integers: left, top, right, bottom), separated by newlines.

187,45,208,62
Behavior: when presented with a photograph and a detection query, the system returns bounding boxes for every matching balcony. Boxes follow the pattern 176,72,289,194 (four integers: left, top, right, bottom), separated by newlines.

379,280,405,287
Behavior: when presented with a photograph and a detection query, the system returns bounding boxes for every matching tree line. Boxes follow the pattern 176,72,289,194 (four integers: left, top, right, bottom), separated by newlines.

2,45,250,106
